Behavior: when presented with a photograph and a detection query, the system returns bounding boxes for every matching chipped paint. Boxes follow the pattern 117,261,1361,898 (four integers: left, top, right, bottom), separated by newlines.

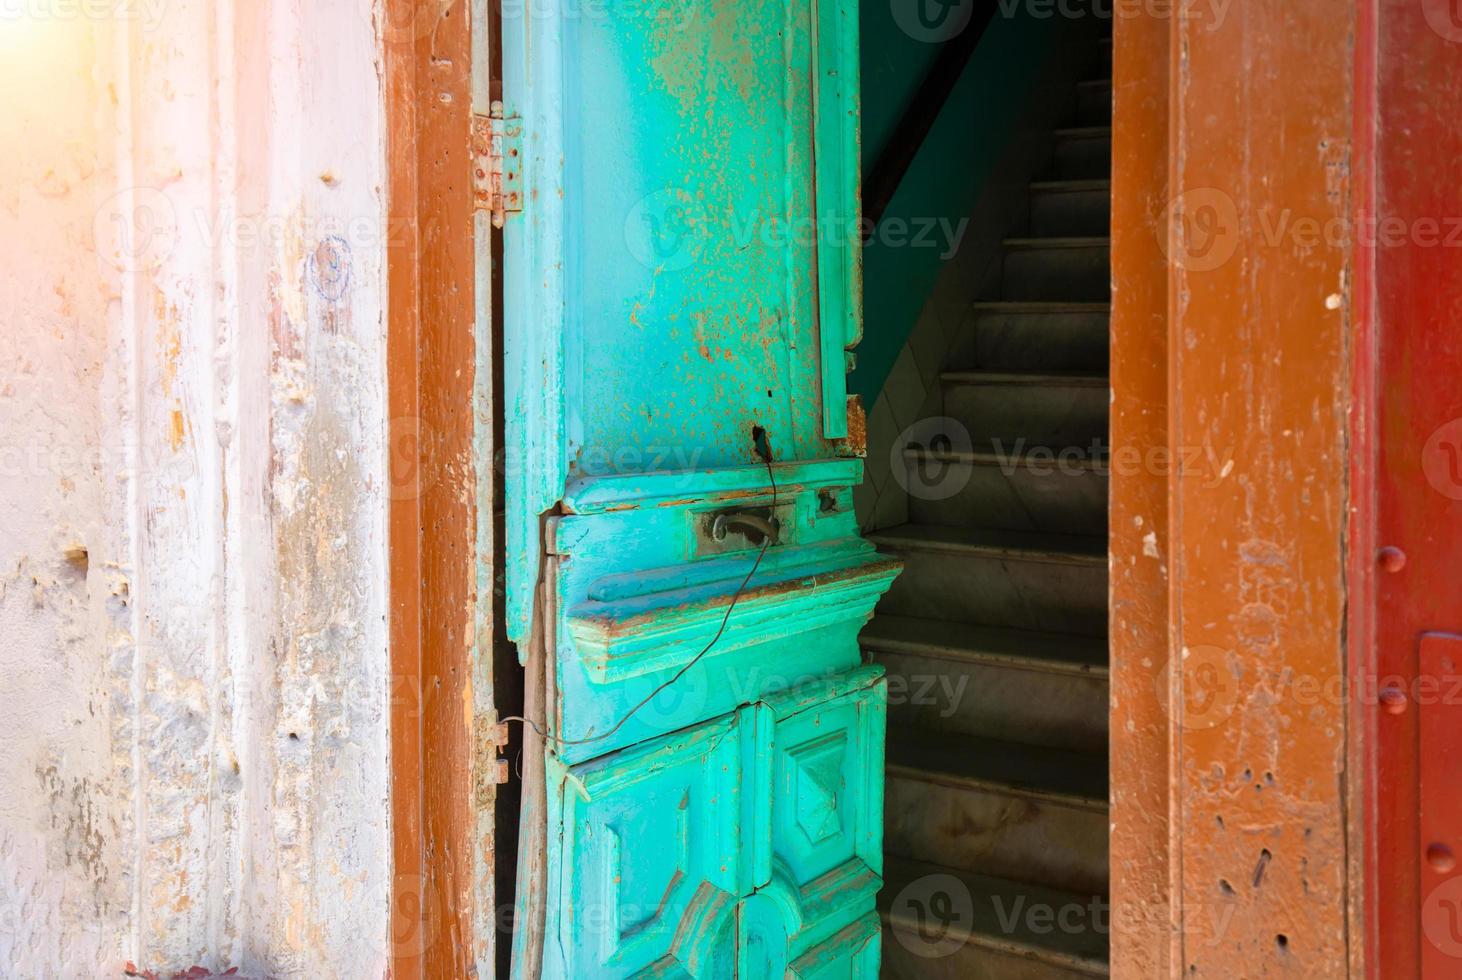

0,2,392,975
1109,2,1362,975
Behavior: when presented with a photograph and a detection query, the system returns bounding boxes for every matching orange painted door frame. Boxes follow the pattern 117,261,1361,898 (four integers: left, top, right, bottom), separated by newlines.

386,1,500,977
1110,0,1401,974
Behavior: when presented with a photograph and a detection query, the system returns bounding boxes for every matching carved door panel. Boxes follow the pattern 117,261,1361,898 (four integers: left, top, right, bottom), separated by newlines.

501,0,895,974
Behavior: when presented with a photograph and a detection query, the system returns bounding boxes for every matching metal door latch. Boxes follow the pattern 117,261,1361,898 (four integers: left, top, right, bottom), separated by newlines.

712,511,781,547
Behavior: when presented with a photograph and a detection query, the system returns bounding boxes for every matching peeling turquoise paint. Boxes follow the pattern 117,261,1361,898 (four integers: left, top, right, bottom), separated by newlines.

501,1,898,973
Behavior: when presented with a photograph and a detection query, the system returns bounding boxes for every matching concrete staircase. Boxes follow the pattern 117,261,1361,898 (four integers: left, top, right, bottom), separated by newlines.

871,32,1113,979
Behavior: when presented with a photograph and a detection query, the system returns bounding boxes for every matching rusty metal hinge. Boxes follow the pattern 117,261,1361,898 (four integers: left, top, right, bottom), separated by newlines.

475,719,512,805
472,102,523,227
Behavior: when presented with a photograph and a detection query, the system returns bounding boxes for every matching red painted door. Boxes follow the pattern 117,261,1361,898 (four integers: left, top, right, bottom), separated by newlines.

1374,1,1462,974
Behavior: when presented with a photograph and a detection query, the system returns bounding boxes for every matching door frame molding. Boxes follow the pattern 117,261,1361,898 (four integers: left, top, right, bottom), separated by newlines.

385,1,494,976
1110,3,1379,974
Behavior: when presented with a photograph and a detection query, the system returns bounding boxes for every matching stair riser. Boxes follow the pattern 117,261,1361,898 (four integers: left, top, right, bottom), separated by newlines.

1052,136,1112,181
1031,189,1112,238
1077,86,1112,127
1002,247,1110,302
886,774,1109,895
944,382,1109,450
877,550,1107,637
875,650,1108,753
907,462,1108,536
882,930,1108,980
882,933,1104,980
953,311,1110,374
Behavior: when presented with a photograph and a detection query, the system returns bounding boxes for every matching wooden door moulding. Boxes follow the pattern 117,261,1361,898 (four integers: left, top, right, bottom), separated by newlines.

1347,0,1379,974
1110,3,1373,974
1108,10,1173,977
385,1,488,976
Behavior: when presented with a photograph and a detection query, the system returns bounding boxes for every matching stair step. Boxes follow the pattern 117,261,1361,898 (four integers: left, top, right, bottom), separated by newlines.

888,728,1107,808
1076,79,1113,126
870,525,1107,638
895,443,1108,534
865,614,1108,752
1000,238,1110,303
1053,129,1112,180
904,446,1106,472
863,615,1107,678
869,525,1105,567
1030,180,1112,237
942,370,1109,451
954,302,1110,374
1004,237,1112,250
1030,179,1110,193
885,730,1110,894
899,447,1108,535
942,370,1107,388
970,301,1109,313
880,856,1110,978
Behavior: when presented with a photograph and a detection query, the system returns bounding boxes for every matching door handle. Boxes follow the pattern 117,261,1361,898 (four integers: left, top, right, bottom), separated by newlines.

711,511,781,547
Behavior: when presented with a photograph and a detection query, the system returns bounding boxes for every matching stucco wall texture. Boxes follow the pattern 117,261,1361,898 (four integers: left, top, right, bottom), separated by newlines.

0,3,394,975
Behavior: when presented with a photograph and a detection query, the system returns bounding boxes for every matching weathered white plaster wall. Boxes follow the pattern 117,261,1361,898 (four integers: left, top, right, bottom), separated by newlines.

0,2,392,975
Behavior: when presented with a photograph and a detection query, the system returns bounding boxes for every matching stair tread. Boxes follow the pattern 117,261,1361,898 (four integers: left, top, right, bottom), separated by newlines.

881,855,1110,973
1077,78,1114,90
1054,125,1111,139
904,444,1108,470
886,727,1109,809
941,369,1108,387
1031,178,1111,192
969,300,1110,314
1004,236,1111,249
868,523,1106,566
863,614,1108,678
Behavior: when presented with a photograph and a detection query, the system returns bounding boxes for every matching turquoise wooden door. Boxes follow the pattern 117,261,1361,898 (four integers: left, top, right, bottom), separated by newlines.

501,1,896,975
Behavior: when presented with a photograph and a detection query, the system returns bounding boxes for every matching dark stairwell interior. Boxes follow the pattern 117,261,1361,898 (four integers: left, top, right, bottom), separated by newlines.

864,27,1114,979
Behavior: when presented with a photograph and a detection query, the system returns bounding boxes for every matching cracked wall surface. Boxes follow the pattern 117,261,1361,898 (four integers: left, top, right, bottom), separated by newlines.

0,2,393,975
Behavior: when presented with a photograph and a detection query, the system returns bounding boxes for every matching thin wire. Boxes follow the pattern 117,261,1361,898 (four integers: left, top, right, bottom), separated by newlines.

500,451,778,748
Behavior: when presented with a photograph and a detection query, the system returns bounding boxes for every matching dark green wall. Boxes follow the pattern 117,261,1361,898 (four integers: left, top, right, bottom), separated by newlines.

855,8,1066,403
